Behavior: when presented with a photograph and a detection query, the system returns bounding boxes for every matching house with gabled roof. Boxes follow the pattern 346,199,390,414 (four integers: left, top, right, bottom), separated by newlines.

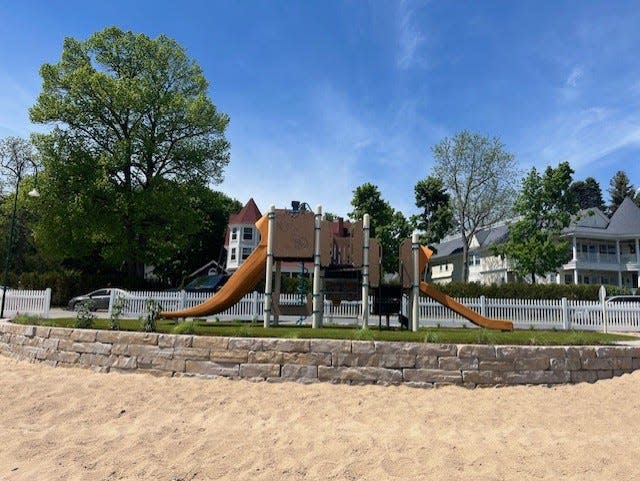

429,197,640,289
562,197,640,288
224,198,262,272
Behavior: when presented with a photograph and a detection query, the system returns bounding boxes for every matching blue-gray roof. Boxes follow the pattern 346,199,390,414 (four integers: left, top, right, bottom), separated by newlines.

606,197,640,235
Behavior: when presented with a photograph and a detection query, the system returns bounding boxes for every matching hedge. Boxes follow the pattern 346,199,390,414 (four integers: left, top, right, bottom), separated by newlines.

435,282,633,300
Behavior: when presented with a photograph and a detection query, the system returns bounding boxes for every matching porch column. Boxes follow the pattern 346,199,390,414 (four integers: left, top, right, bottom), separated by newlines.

573,269,578,285
636,238,640,264
572,236,577,261
618,270,623,287
616,240,621,263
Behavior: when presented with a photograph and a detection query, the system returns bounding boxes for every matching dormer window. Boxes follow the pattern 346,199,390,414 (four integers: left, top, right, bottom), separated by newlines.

243,227,253,240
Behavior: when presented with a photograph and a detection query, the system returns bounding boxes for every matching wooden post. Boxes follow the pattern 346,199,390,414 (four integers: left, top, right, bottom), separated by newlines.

312,205,323,328
361,214,370,328
263,205,275,328
412,232,419,332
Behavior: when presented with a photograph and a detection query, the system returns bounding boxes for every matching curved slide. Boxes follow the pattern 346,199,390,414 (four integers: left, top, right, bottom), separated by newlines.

161,215,268,319
419,281,513,331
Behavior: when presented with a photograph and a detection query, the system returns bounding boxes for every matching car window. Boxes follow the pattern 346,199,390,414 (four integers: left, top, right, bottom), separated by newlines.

91,290,109,297
607,296,640,303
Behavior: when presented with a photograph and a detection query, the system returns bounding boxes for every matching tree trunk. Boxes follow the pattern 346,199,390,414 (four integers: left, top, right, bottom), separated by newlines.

461,238,469,283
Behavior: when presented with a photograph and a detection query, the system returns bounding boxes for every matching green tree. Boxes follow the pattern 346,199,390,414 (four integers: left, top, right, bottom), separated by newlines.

608,170,635,215
0,137,44,276
493,162,578,283
569,177,606,211
432,131,518,282
348,183,394,238
411,176,453,245
348,183,409,273
29,27,230,281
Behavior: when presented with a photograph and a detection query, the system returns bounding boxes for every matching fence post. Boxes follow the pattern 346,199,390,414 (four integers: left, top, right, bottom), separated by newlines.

561,297,569,330
107,289,116,317
43,288,52,318
180,290,187,309
480,295,487,318
252,291,259,322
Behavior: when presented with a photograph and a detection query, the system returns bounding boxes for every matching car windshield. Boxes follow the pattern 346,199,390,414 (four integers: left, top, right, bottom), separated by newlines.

185,275,224,289
607,296,640,303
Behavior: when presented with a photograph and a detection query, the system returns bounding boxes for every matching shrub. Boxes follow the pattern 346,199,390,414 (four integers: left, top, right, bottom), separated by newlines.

140,298,161,332
436,281,633,301
109,295,127,330
75,301,95,329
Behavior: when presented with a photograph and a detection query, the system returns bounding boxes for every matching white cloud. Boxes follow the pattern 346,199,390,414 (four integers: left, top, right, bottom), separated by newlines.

220,84,445,220
566,66,583,87
396,0,427,70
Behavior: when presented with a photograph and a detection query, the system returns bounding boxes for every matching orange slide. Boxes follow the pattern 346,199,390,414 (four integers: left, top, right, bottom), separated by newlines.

419,281,513,331
161,215,268,319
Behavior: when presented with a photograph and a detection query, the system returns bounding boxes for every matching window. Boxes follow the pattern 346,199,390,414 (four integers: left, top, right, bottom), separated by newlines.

242,247,252,260
231,227,237,241
243,227,253,240
565,274,572,284
230,248,237,261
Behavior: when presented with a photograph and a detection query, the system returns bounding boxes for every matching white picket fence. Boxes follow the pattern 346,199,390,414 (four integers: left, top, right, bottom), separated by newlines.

110,290,640,332
0,288,51,318
4,286,638,332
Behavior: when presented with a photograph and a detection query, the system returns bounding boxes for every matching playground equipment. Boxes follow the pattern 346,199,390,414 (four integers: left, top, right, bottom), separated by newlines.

161,202,513,331
399,234,513,331
161,203,380,327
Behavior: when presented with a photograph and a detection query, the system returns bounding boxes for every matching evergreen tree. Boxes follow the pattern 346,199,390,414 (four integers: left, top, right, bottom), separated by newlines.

569,177,606,211
608,171,635,215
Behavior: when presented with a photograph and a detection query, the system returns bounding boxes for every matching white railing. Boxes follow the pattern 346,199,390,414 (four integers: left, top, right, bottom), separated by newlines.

110,290,640,332
0,288,51,318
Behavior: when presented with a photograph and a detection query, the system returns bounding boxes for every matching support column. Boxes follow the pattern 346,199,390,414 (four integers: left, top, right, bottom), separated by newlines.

263,205,275,328
312,205,323,329
361,214,370,329
636,238,640,264
618,270,623,287
572,236,577,261
616,240,621,263
574,269,579,285
273,261,281,325
411,232,419,332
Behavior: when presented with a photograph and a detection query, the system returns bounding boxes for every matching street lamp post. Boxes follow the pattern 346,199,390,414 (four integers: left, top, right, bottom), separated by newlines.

0,173,39,319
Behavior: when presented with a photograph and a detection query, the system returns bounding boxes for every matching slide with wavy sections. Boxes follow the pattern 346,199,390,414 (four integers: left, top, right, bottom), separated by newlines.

161,215,268,319
419,281,513,331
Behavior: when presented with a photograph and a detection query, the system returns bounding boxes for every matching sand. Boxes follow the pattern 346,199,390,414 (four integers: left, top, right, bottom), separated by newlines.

1,355,639,481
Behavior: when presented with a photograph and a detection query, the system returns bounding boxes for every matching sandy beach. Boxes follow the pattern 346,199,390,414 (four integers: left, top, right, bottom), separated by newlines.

1,354,639,481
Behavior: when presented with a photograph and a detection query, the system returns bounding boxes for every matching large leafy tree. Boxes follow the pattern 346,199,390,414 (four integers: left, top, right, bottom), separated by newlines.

569,177,606,211
493,162,578,283
0,137,44,275
29,27,231,281
411,176,453,245
432,131,518,282
348,183,409,273
608,170,635,215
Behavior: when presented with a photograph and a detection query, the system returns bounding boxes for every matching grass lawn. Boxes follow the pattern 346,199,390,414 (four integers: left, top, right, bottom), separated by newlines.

11,315,635,346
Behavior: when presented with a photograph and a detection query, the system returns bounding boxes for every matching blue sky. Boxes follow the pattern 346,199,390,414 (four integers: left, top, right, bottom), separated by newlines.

1,0,639,218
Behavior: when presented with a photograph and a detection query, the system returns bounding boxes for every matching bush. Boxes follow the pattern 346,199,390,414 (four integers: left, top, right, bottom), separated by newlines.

140,298,160,332
436,282,633,300
75,301,95,328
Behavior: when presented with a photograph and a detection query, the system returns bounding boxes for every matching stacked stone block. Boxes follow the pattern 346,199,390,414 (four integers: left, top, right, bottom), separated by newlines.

1,322,639,387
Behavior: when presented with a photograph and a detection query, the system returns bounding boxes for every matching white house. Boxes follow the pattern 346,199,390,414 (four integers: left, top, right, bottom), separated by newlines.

429,197,640,289
225,198,262,272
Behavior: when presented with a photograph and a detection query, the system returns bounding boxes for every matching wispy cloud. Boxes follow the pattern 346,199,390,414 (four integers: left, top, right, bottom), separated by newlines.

566,66,583,87
396,0,427,70
221,84,445,219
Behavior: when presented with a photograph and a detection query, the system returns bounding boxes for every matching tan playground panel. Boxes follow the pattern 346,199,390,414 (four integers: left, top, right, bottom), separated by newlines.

272,209,315,260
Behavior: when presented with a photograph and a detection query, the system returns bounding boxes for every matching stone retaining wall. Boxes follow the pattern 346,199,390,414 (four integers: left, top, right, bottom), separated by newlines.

1,322,639,387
